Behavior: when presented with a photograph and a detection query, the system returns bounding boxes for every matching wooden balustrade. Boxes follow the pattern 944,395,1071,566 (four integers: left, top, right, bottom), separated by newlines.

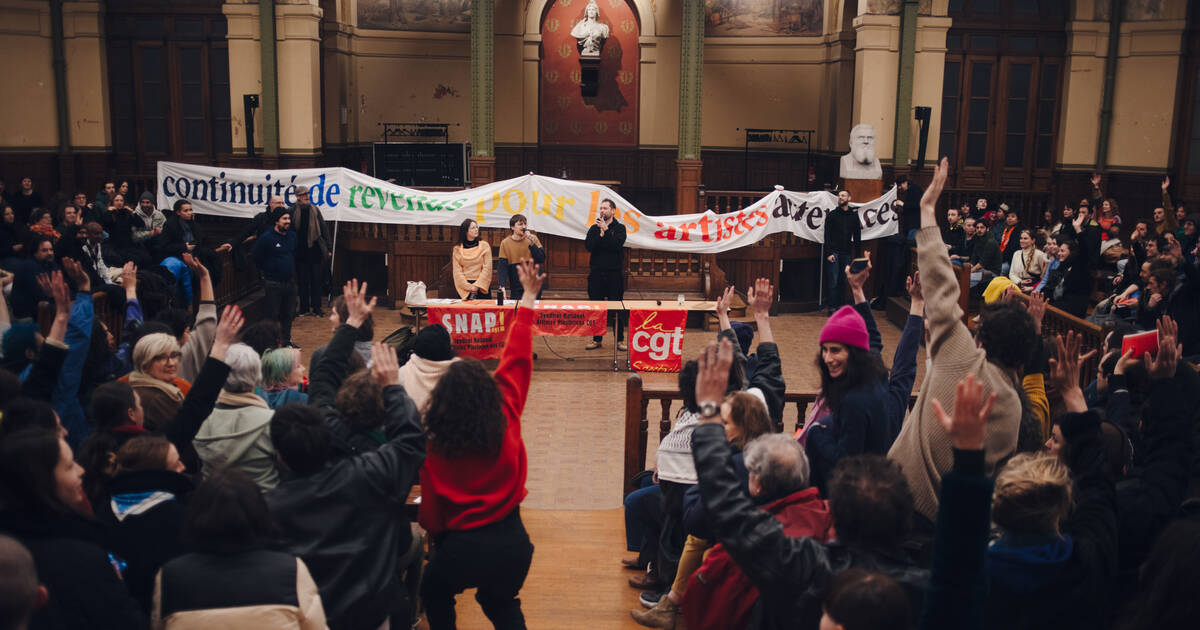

1008,291,1106,386
623,373,917,496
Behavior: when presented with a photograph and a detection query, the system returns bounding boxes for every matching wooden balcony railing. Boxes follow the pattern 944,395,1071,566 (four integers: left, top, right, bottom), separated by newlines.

1008,291,1106,387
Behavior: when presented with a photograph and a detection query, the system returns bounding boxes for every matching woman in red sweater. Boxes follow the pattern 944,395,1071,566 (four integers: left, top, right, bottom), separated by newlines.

419,259,543,630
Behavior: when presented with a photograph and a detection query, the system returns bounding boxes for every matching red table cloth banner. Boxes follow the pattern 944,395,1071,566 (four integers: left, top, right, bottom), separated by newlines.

426,302,609,359
529,302,609,337
427,304,512,359
629,308,688,373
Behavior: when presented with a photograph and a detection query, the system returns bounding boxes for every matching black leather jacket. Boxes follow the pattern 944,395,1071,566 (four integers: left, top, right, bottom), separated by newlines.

267,324,425,630
693,423,929,630
309,323,409,457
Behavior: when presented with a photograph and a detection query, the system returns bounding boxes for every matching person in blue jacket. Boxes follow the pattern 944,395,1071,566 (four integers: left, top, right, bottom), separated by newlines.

805,257,924,493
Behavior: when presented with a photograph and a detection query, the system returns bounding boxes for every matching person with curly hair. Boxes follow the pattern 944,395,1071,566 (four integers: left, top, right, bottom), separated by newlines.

267,280,426,630
419,259,543,630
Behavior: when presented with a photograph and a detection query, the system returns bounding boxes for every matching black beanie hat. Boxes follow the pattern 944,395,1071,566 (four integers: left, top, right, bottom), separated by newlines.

413,324,455,361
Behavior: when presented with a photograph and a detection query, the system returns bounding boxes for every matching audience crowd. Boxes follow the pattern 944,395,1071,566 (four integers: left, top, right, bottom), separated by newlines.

0,162,1197,630
624,160,1200,630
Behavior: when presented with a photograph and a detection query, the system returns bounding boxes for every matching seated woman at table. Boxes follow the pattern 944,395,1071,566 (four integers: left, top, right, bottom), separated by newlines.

452,218,492,300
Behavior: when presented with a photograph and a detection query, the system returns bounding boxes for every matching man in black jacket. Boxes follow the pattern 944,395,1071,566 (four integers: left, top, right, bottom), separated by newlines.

968,220,1002,288
217,194,285,270
267,283,425,630
872,176,921,308
159,201,222,285
252,211,298,346
584,198,627,350
692,339,928,630
823,190,862,312
10,235,58,319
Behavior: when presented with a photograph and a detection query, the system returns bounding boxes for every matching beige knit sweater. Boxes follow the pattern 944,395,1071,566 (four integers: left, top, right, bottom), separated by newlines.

887,226,1022,522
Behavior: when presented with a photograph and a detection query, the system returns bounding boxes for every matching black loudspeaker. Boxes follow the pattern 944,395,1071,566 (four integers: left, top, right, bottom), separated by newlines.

914,106,932,171
243,94,260,158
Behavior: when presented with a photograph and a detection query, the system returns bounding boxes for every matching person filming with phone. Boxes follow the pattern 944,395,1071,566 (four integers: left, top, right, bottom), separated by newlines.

585,198,628,351
823,190,862,313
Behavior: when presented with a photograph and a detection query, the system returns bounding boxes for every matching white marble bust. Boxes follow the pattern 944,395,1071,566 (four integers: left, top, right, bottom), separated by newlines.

571,0,609,58
840,123,883,180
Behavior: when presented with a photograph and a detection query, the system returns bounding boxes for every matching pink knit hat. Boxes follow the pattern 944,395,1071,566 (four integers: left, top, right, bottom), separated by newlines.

819,306,869,351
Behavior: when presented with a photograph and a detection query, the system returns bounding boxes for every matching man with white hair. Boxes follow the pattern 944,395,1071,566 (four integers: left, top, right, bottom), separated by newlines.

192,343,279,491
840,124,883,180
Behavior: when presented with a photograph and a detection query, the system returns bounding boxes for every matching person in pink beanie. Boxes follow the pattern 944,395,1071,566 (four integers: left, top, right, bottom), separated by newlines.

803,255,926,494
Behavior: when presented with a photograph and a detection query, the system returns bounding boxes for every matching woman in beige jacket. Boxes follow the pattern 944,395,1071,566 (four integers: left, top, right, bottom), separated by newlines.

451,219,492,299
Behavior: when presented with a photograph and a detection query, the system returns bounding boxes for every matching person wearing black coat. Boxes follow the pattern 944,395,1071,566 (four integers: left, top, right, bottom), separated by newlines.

219,195,285,270
1050,223,1098,318
266,297,426,630
0,429,148,630
822,191,862,311
102,461,193,613
584,198,627,348
693,339,929,630
158,201,222,285
9,236,58,319
983,410,1117,630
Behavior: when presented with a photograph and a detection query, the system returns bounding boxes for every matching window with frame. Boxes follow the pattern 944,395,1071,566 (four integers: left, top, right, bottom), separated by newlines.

106,11,232,169
940,1,1066,190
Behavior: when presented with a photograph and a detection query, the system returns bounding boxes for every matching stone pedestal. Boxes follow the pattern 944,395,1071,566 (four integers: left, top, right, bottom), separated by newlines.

469,156,497,187
676,159,702,214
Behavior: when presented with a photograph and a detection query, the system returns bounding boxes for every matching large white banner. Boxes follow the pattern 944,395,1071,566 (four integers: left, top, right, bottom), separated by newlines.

156,161,897,253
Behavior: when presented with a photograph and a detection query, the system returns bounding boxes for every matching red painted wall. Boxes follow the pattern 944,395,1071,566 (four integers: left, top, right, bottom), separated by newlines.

540,0,639,146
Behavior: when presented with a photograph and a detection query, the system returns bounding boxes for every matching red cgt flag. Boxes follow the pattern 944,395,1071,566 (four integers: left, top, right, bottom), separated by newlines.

628,308,687,373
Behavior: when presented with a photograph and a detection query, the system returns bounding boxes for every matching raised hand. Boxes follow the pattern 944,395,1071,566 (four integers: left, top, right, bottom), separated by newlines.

746,278,772,318
1026,291,1047,334
342,279,376,327
181,252,209,279
1112,348,1138,376
716,284,736,316
371,341,401,386
1091,172,1102,188
1145,315,1181,380
920,157,950,226
60,257,90,293
695,338,734,421
844,251,872,300
210,305,245,362
122,262,138,297
931,375,996,451
716,284,736,331
516,259,545,307
1049,331,1096,413
1162,175,1170,192
906,271,923,302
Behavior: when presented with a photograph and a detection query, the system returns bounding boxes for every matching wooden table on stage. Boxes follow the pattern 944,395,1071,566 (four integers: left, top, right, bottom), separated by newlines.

407,299,720,330
407,300,719,371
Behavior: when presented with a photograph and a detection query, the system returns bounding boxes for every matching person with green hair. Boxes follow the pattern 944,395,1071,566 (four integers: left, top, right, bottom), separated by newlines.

261,347,308,409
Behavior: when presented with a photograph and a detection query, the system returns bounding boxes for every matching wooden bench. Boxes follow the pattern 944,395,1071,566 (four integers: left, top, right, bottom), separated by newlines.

623,373,917,496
